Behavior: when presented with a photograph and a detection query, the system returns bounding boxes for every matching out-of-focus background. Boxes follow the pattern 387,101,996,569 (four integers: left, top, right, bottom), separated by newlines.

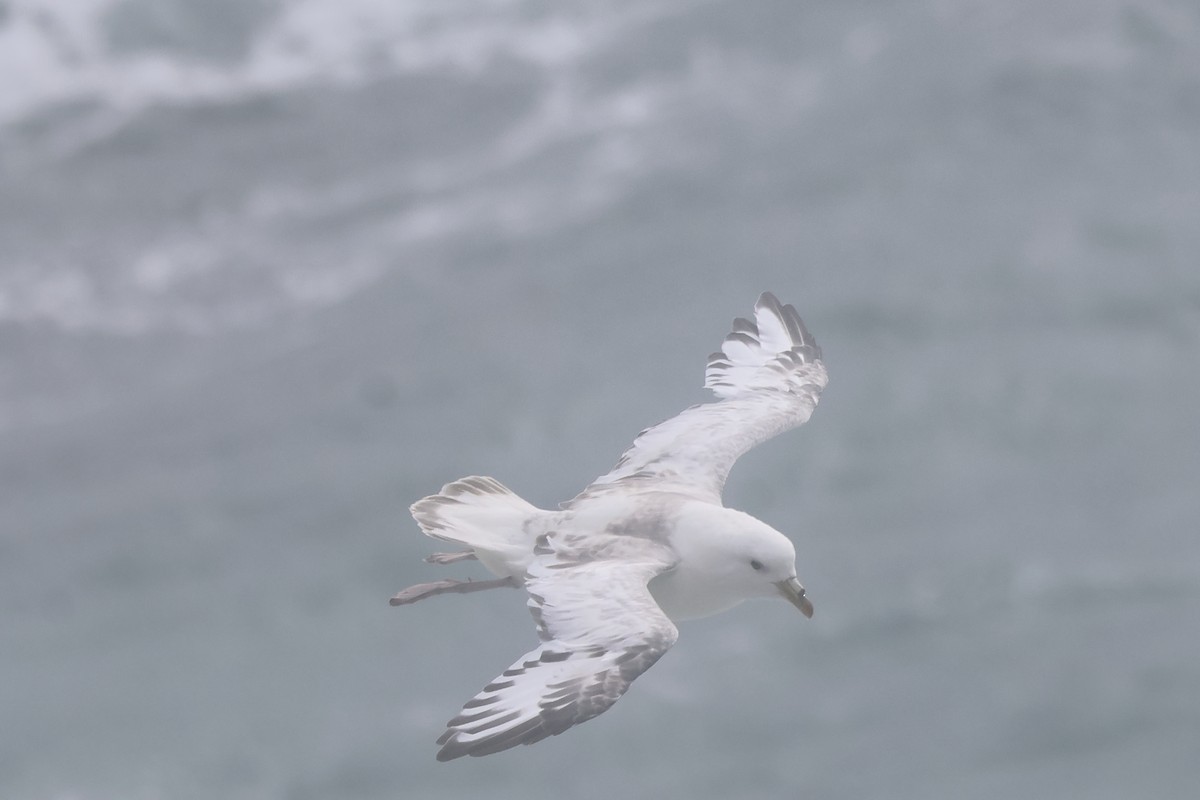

3,1,1199,798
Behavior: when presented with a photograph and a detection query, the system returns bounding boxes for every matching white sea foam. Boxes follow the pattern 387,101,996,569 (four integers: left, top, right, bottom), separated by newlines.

0,1,700,335
0,0,669,127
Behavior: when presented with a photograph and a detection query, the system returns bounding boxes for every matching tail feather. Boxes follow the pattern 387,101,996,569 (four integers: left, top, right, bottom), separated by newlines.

409,476,548,579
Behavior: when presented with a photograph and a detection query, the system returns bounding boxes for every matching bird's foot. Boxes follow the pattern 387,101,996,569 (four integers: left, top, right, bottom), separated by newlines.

424,551,477,565
389,576,518,606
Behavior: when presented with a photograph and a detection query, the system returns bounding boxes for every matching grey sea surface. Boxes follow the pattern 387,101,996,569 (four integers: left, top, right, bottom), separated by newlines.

2,1,1199,798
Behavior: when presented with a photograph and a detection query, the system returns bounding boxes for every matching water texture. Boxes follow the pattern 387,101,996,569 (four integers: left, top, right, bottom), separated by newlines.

2,1,1199,798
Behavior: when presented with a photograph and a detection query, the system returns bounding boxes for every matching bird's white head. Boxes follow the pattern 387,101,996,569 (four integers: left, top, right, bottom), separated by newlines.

730,517,814,618
665,503,814,619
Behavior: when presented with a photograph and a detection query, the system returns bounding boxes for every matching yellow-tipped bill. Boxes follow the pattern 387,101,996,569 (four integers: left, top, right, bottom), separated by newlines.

776,577,814,618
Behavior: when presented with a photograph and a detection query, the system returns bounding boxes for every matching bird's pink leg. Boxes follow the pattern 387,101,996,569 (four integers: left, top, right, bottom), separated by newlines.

389,576,519,606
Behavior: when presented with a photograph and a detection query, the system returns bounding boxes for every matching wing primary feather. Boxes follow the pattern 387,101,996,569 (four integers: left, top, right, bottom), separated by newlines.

435,544,677,760
575,292,828,503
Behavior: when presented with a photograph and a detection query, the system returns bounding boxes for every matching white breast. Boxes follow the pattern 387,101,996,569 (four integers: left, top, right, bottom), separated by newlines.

648,566,751,621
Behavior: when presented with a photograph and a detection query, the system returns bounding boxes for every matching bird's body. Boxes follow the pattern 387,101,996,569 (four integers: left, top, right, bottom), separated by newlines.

392,292,828,760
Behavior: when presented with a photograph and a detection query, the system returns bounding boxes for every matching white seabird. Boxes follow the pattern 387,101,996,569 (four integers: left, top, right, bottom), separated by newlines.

392,292,829,761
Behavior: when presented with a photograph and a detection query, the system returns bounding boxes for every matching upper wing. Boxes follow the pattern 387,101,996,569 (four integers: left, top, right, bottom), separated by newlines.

571,292,827,505
435,532,678,761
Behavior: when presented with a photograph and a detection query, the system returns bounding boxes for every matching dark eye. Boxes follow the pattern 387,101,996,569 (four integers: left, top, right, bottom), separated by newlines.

750,559,764,571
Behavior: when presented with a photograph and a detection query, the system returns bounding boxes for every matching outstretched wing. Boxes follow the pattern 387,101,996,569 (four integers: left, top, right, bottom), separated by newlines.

572,292,827,505
435,533,678,760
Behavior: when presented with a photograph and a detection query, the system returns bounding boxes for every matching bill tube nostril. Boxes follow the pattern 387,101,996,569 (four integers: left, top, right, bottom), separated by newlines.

776,577,814,618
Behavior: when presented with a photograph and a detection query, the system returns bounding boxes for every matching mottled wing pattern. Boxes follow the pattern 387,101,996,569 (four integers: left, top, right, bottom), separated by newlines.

435,533,678,760
703,292,823,398
573,292,827,505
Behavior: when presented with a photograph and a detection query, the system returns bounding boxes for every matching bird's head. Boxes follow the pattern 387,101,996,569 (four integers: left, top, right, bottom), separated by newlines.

732,523,813,618
675,506,813,618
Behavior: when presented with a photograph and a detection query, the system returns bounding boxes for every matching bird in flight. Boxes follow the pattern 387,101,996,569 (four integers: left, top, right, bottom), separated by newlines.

392,292,828,761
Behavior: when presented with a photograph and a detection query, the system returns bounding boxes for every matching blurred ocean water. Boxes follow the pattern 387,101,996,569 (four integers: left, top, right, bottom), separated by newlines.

2,1,1199,798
